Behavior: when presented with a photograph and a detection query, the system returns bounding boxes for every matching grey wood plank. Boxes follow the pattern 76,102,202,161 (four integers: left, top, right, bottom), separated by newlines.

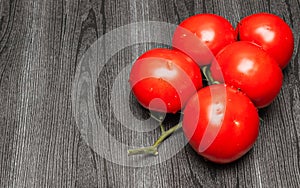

0,0,81,187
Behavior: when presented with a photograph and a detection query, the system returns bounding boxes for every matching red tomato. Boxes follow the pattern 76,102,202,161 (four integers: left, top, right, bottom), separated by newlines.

183,84,259,164
237,13,294,69
172,13,236,66
210,41,283,108
129,48,203,113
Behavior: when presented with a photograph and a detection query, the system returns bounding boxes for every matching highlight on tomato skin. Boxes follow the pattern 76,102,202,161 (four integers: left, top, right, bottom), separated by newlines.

210,41,283,108
172,13,237,66
129,48,203,114
182,84,259,164
236,12,294,69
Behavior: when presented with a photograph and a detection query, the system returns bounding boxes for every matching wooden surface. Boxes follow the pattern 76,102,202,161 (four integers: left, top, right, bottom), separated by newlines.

0,0,300,187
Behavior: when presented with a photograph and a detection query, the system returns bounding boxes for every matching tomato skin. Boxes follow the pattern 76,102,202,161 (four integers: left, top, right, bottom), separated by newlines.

183,84,259,164
237,13,294,69
172,14,236,66
210,41,283,108
129,48,203,113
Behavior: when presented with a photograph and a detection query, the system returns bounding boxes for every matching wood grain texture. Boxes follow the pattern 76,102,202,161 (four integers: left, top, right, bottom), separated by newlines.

0,0,299,187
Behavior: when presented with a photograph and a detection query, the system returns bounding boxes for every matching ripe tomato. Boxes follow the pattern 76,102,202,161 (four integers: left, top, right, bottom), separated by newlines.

172,13,236,66
183,84,259,164
129,48,203,113
210,41,283,108
237,13,294,69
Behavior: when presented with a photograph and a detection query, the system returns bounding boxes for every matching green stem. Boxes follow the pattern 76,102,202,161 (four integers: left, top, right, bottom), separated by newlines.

149,112,164,123
127,122,183,156
149,113,165,132
160,124,166,133
259,117,264,124
153,122,182,147
127,145,159,156
201,65,220,85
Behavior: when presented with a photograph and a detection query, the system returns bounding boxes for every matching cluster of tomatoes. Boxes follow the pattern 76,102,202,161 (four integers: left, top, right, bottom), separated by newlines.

128,13,294,163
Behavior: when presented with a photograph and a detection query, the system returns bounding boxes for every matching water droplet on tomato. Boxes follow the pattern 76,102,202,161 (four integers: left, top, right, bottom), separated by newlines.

179,34,187,39
233,120,240,127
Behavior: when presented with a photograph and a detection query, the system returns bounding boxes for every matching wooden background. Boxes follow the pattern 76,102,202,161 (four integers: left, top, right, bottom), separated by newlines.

0,0,299,187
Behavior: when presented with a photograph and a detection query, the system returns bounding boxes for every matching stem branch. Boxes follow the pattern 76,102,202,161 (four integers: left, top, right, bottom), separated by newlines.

127,122,183,156
202,65,220,85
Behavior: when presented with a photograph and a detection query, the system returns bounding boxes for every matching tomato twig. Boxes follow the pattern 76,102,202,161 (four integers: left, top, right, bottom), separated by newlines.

149,113,166,133
160,124,166,133
201,65,220,85
127,122,183,156
259,117,264,124
150,113,163,123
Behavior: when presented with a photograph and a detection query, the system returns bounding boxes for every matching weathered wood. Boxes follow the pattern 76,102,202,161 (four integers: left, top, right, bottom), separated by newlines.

0,0,299,187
